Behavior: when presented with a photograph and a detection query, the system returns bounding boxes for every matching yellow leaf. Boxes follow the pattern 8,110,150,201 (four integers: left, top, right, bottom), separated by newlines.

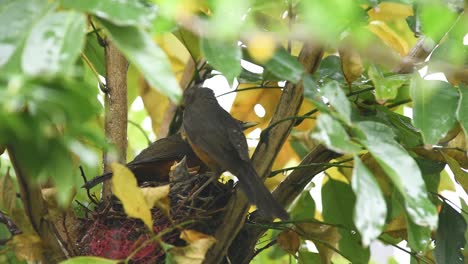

8,234,43,262
339,43,364,86
247,33,277,63
168,230,216,264
368,2,413,21
230,83,282,133
141,185,171,216
277,229,300,255
0,169,16,214
111,163,153,230
368,20,409,56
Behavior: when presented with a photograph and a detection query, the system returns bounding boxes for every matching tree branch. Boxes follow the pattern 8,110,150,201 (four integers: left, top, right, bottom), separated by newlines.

7,148,66,262
102,42,128,199
203,43,324,263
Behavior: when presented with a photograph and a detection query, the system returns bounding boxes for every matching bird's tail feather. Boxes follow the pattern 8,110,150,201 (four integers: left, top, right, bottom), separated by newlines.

82,172,112,189
236,164,289,220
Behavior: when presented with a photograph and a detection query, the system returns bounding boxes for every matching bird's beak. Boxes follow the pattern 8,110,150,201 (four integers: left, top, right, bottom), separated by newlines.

241,121,259,130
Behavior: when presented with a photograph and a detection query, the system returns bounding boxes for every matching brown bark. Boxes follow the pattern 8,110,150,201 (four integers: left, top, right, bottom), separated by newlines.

7,148,66,263
203,43,324,263
102,42,128,199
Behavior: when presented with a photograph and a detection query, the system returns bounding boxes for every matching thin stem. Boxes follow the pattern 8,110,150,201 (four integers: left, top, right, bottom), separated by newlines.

252,239,277,259
387,99,412,108
216,86,283,97
270,161,353,177
125,220,195,263
128,120,151,146
80,52,107,93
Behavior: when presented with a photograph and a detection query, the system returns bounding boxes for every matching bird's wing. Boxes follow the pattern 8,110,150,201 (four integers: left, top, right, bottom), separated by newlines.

129,134,192,165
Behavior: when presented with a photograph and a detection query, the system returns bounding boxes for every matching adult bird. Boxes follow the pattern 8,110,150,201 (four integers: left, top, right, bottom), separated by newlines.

182,86,289,220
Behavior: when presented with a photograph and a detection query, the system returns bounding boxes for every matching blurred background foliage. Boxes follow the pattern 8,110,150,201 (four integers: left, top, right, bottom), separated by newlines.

0,0,467,263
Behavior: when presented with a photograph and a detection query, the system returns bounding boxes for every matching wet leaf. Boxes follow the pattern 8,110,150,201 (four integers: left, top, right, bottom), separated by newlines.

434,203,466,264
406,214,431,252
351,156,387,246
265,48,304,83
22,11,86,77
357,121,438,228
111,163,152,230
61,0,156,27
99,19,182,103
411,77,459,145
201,38,241,83
312,113,361,154
321,81,352,124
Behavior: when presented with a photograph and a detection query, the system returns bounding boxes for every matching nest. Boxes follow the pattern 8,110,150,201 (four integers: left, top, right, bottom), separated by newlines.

77,158,232,263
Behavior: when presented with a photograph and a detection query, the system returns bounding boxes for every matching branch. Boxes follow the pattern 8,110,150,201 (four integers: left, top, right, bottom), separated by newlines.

7,148,66,262
102,42,128,199
203,43,324,264
230,145,339,263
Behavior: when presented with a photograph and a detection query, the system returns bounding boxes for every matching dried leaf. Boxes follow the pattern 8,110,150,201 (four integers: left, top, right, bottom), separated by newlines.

141,185,170,216
8,234,43,262
111,163,153,230
277,229,300,255
339,43,364,86
0,169,16,214
166,230,216,264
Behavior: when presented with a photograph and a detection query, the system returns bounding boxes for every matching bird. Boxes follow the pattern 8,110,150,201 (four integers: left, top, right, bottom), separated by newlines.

182,86,289,220
83,120,257,189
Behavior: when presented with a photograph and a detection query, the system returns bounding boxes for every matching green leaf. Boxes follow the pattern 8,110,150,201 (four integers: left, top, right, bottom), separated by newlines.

290,189,315,221
322,179,355,227
60,0,156,27
440,152,468,192
83,32,106,76
298,250,321,264
210,0,248,38
322,179,369,263
314,55,343,82
312,113,361,154
173,28,201,62
0,0,48,67
457,87,468,144
369,65,409,102
60,256,119,264
201,38,241,83
264,48,304,83
406,213,431,252
99,19,182,103
357,121,438,228
411,77,459,145
351,156,386,246
434,203,467,264
22,11,86,77
303,75,328,112
420,3,457,41
321,81,352,124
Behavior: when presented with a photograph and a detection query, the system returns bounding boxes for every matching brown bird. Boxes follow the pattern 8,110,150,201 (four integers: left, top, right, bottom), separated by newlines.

83,120,257,189
182,86,289,220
